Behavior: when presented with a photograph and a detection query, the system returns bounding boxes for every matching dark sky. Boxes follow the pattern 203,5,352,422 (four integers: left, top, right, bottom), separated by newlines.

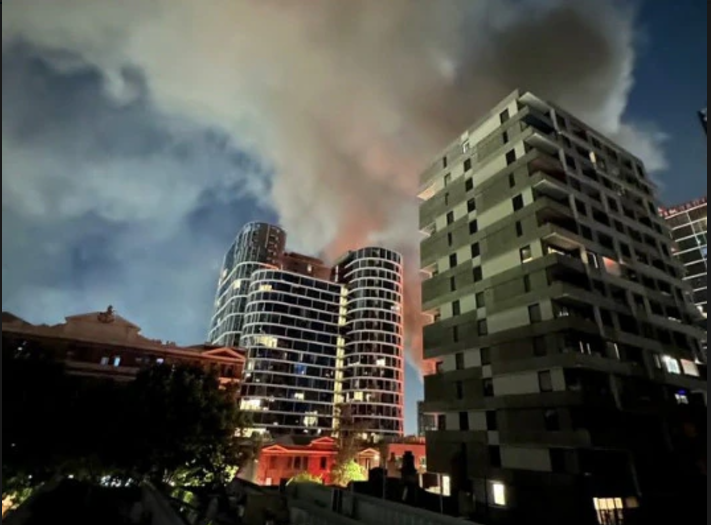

2,0,706,434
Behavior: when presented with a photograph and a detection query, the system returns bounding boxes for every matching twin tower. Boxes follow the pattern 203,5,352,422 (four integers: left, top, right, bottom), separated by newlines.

208,222,405,439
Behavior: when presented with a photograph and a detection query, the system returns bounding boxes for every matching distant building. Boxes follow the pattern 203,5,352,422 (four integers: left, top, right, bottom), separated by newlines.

209,223,405,439
255,436,379,486
2,308,245,386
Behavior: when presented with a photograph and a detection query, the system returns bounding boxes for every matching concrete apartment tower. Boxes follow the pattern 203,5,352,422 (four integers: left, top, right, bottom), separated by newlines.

418,91,706,524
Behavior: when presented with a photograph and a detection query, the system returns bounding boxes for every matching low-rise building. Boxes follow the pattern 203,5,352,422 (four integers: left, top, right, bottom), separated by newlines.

1,307,246,386
255,436,380,486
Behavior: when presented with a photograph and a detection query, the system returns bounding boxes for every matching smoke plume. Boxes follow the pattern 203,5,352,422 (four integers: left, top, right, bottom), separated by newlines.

3,0,664,372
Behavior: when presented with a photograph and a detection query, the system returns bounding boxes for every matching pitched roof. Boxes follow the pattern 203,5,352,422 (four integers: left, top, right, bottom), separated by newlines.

2,312,30,325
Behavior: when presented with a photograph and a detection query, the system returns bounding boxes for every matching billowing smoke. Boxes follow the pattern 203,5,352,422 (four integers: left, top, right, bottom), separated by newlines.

3,0,665,372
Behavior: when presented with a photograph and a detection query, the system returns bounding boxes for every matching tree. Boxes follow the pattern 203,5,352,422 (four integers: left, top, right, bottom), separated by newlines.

330,404,370,487
287,472,323,485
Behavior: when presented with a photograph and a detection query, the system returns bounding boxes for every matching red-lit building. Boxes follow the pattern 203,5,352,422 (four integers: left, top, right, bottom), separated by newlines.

382,436,428,477
1,308,246,386
256,437,380,486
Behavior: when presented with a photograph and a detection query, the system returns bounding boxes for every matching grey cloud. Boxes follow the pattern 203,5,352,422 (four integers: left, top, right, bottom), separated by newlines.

3,0,666,368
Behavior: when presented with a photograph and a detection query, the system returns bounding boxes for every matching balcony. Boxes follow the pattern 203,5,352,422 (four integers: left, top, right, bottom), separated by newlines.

531,171,569,200
529,151,565,179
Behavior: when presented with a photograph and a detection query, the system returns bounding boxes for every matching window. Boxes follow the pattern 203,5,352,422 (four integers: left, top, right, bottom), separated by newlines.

476,292,486,308
456,381,464,399
513,194,524,211
444,173,451,186
481,347,491,366
509,173,515,187
520,245,533,263
662,356,681,375
539,371,553,392
464,158,472,171
452,301,461,316
447,232,453,246
450,276,456,292
478,320,488,335
506,150,517,165
473,266,483,282
489,446,502,467
500,109,510,123
471,243,481,258
459,412,469,431
486,411,498,430
483,379,494,397
465,178,474,192
492,482,507,507
455,353,464,370
320,457,327,470
447,211,454,225
544,409,560,431
529,304,542,323
437,414,447,430
469,220,478,235
467,198,476,213
443,157,448,168
444,193,450,205
516,221,523,237
449,253,458,268
523,274,532,293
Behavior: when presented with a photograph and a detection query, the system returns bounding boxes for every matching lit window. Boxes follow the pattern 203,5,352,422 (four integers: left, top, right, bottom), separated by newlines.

241,399,263,411
293,392,305,400
492,482,507,506
303,411,318,427
100,357,110,366
681,359,700,377
259,284,273,292
112,357,121,367
662,356,681,375
255,335,279,348
376,358,386,367
675,392,689,405
233,280,244,290
593,498,625,525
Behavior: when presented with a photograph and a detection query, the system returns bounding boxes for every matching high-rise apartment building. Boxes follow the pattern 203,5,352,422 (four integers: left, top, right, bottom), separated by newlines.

209,224,405,439
660,198,707,317
419,91,706,524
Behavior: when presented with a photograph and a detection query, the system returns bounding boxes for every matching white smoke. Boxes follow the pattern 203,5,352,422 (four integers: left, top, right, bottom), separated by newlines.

2,0,665,369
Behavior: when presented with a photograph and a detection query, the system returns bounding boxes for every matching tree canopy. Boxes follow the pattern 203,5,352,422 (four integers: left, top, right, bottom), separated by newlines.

2,351,252,500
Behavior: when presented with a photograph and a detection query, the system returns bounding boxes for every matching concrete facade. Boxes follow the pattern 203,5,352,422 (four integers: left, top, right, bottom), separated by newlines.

419,91,707,524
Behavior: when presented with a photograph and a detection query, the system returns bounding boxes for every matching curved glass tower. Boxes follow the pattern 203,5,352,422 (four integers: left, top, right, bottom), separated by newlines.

335,248,405,437
240,269,343,436
208,223,286,347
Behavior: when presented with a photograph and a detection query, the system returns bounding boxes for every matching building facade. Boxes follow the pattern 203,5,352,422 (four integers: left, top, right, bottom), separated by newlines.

418,91,706,524
211,224,405,440
2,308,245,385
209,222,287,347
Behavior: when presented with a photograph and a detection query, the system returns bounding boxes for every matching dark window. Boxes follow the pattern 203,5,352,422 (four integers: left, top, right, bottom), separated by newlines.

481,347,491,365
483,379,494,397
321,457,328,469
476,292,486,308
464,159,472,172
509,173,516,187
478,320,488,335
447,211,455,225
449,253,457,268
544,409,560,431
465,178,474,192
539,371,553,392
469,220,478,235
444,173,451,185
455,353,465,370
471,243,481,258
575,199,587,216
489,446,502,467
500,109,510,123
450,276,456,292
473,266,483,282
437,414,446,430
452,301,461,316
443,157,448,169
467,198,476,213
524,274,532,292
486,411,498,431
444,193,450,205
503,131,510,144
513,194,524,211
459,412,469,431
455,381,463,399
516,222,523,237
529,304,542,323
506,150,517,165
